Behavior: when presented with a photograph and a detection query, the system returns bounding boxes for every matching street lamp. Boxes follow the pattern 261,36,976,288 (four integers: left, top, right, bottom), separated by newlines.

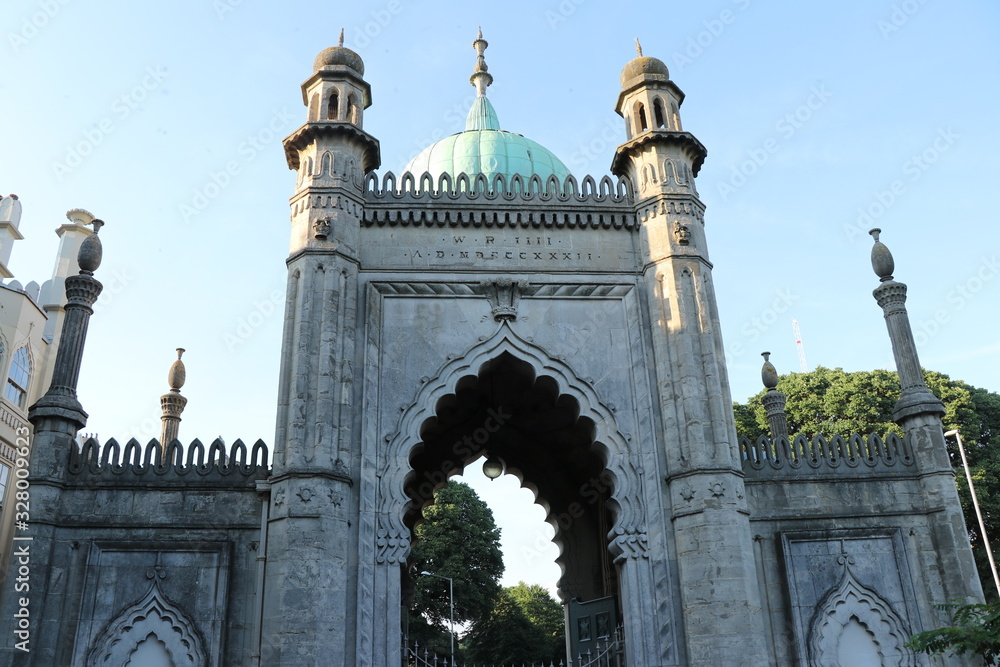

420,570,455,665
945,429,1000,597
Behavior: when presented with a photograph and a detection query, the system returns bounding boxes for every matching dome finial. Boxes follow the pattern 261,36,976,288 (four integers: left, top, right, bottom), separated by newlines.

470,27,493,97
635,38,643,57
338,28,344,47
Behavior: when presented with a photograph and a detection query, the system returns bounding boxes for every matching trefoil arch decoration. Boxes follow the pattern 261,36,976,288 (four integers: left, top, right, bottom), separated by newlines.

374,321,647,566
87,580,207,667
808,555,916,667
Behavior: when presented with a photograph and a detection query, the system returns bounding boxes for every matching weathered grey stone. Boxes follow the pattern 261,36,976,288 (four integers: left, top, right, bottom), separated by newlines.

1,38,984,667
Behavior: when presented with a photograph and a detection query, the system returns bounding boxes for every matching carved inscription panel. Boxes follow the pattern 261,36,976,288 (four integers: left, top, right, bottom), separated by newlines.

358,226,638,272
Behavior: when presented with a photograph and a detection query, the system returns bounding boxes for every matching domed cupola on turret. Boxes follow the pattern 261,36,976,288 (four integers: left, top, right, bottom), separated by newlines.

403,29,571,183
611,39,707,201
283,29,381,253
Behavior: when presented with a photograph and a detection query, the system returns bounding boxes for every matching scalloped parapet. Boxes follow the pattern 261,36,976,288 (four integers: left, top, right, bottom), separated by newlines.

69,436,270,480
740,432,914,476
358,170,636,231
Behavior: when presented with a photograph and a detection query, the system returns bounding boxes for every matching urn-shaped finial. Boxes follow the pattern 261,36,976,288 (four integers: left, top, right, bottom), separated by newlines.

168,348,186,392
869,228,895,282
761,351,779,390
77,219,104,274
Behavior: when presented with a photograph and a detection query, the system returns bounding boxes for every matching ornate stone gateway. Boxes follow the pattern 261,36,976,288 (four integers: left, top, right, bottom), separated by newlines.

4,31,984,667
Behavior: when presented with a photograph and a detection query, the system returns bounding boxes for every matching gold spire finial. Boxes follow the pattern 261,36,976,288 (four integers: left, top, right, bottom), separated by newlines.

635,38,643,57
338,28,344,47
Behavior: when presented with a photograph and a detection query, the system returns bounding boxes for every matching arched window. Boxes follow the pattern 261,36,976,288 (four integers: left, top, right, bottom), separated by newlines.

5,346,30,408
653,98,666,128
636,103,648,132
309,93,319,121
670,103,681,131
327,91,339,120
348,93,359,124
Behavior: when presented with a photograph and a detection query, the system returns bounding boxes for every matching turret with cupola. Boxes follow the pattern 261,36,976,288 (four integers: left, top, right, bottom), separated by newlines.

283,29,380,255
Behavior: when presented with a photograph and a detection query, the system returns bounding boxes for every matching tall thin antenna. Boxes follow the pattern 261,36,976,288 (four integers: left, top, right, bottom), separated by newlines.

792,319,808,372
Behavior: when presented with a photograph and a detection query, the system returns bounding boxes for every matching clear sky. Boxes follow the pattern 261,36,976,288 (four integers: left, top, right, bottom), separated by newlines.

2,0,998,595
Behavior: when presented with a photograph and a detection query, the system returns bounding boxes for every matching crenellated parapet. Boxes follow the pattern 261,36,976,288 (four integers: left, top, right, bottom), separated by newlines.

69,436,269,481
740,431,914,477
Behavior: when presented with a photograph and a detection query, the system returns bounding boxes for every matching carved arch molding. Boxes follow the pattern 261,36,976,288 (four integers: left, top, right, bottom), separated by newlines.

375,320,649,565
87,582,206,667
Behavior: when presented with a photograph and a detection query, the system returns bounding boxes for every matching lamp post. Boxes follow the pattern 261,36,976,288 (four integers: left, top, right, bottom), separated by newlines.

945,429,1000,597
420,570,455,665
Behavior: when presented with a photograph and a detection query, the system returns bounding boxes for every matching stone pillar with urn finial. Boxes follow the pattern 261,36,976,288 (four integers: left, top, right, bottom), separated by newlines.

6,219,105,665
760,352,789,440
869,228,984,605
159,348,188,449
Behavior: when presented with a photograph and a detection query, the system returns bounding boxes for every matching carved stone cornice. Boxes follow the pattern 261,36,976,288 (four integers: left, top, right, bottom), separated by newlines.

283,121,381,173
612,130,707,177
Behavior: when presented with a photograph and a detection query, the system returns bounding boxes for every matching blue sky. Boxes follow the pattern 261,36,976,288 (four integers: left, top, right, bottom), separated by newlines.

3,0,998,594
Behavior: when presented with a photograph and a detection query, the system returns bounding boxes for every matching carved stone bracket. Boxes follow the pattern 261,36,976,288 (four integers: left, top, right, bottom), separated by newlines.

478,277,532,322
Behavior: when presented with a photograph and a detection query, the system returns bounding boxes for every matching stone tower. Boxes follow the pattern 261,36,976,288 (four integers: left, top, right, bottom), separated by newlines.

262,30,380,664
611,43,769,664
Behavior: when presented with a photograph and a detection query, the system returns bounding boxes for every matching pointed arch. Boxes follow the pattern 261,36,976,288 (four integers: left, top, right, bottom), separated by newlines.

327,90,339,120
4,343,32,408
635,101,648,132
348,92,360,124
670,102,681,130
376,322,647,566
87,582,207,667
653,97,666,128
809,565,916,666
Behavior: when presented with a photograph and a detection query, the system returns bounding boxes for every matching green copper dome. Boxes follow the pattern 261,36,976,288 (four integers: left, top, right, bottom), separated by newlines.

404,97,571,182
402,29,571,183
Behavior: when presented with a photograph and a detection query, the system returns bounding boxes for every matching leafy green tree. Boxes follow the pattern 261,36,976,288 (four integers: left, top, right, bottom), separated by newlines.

465,583,565,664
906,599,1000,665
733,367,1000,600
407,481,504,655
